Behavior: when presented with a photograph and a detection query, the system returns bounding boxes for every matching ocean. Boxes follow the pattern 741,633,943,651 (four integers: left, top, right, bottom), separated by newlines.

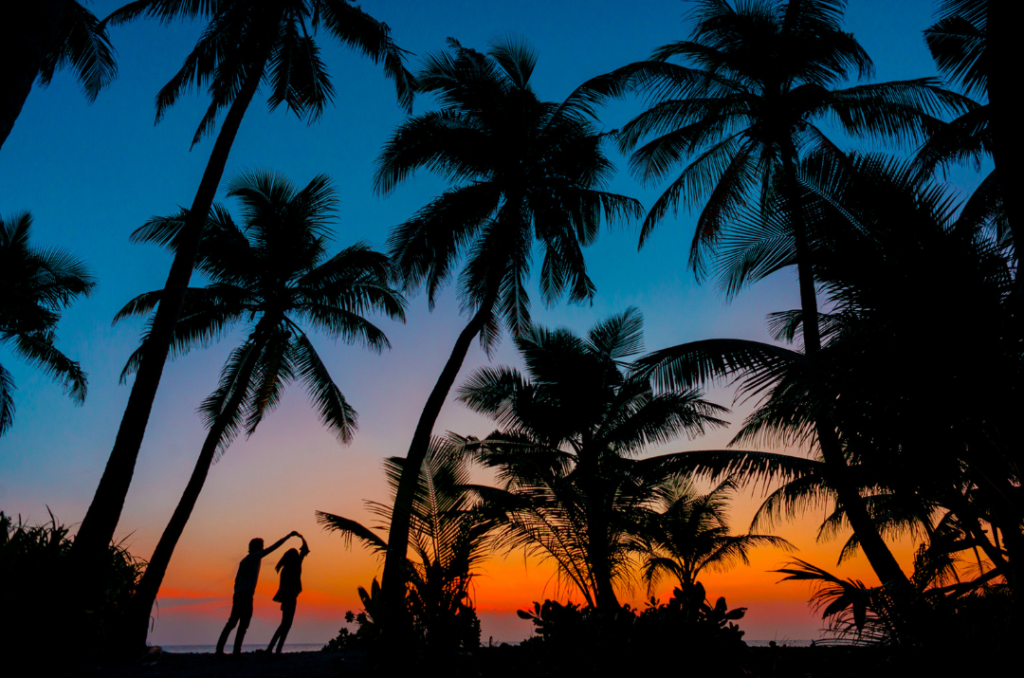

159,640,817,653
160,644,325,654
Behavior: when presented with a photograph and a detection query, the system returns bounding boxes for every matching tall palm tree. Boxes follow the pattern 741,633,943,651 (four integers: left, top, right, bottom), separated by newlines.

584,0,966,590
72,0,414,568
0,211,94,434
317,439,493,652
0,1,116,151
374,37,642,624
456,308,726,612
114,170,406,650
632,154,1020,625
639,476,790,594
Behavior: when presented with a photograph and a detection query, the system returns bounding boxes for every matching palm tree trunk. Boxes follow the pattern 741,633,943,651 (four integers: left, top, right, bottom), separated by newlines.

0,0,68,152
71,46,274,573
380,291,499,637
781,146,911,591
123,335,267,652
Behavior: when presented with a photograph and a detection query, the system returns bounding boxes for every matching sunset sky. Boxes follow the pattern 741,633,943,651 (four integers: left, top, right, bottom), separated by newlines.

0,0,977,645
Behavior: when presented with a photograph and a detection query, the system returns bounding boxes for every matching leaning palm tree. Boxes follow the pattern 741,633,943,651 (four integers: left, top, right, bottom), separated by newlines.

639,476,791,594
0,1,116,151
456,308,726,612
114,170,406,650
583,0,967,590
0,211,94,435
317,439,493,652
374,37,642,623
73,0,414,567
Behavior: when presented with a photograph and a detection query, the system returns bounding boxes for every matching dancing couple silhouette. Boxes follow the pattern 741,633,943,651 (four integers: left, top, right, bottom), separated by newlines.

215,531,310,656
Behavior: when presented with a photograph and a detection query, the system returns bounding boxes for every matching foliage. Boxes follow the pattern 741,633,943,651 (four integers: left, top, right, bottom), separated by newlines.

0,212,94,436
318,441,489,655
0,511,145,662
516,583,747,675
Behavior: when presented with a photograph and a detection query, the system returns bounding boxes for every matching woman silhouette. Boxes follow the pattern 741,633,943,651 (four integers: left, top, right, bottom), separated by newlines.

267,534,310,654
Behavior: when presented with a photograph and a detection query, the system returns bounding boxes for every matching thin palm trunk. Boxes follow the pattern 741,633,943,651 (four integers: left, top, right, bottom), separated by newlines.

124,333,267,651
588,502,619,612
0,0,68,151
381,290,499,635
71,41,276,571
782,146,911,591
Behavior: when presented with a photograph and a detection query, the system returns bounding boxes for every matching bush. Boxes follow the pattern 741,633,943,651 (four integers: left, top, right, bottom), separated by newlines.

515,583,749,676
0,510,145,664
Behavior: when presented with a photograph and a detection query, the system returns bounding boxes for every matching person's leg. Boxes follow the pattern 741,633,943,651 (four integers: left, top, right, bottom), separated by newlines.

273,601,296,653
216,608,240,655
232,598,253,655
266,620,282,654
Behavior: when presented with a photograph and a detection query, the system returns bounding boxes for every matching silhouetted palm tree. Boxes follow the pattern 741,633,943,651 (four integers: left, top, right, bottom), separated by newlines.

586,0,966,590
457,308,725,612
921,0,1020,285
0,211,94,435
0,1,115,151
73,0,414,568
374,37,642,624
923,0,1020,262
633,154,1019,629
639,476,790,593
318,439,492,652
115,170,405,650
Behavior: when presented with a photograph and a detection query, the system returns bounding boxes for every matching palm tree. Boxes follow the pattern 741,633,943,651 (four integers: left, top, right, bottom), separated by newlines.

374,37,642,624
72,0,414,568
0,1,116,151
114,170,406,650
584,0,966,590
0,211,94,435
639,476,791,594
922,1,1020,276
317,439,493,652
632,154,1020,627
456,308,726,612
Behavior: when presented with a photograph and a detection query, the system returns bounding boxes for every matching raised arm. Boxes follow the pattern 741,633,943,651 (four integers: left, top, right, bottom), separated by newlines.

298,534,310,559
261,531,297,558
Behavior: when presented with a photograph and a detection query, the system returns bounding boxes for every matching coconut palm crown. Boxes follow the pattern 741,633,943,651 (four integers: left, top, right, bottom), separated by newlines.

640,476,792,593
0,1,117,151
0,212,95,435
591,0,968,293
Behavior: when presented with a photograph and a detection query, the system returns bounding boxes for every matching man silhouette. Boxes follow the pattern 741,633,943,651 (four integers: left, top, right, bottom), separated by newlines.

216,531,299,656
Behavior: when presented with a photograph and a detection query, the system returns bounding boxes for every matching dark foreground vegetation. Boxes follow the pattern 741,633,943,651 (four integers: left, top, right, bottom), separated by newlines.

2,0,1021,676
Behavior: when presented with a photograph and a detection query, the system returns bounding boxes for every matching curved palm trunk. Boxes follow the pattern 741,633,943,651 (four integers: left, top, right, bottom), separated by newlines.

0,0,68,152
380,291,499,638
124,336,266,652
781,146,911,592
71,46,274,574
